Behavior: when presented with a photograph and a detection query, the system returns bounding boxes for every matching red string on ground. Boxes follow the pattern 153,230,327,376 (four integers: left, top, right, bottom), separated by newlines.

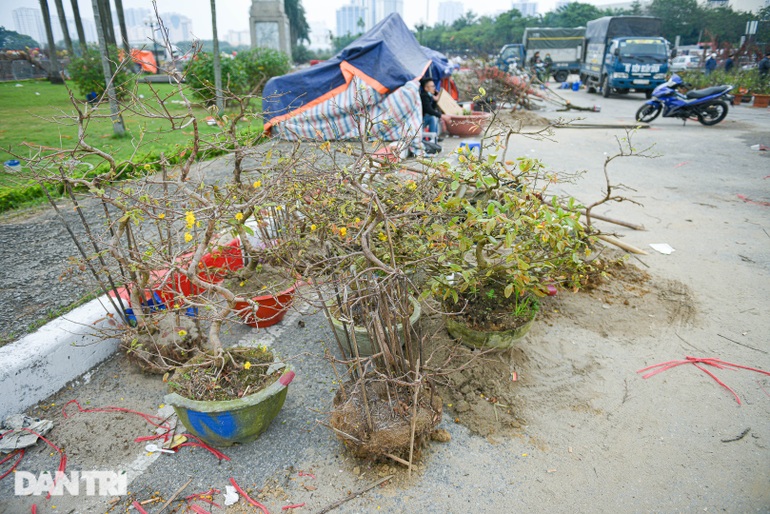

0,448,25,481
20,428,66,499
230,477,270,514
637,356,770,404
131,500,149,514
297,471,315,479
62,400,172,432
185,488,222,508
282,503,306,510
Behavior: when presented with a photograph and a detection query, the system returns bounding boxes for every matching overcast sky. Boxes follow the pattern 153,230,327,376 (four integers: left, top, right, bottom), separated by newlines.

0,0,587,40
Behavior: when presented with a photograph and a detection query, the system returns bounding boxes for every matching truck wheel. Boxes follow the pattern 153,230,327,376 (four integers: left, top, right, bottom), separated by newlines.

554,70,568,83
601,76,611,98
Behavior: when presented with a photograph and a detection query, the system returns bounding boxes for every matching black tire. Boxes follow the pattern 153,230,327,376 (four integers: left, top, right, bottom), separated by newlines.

697,101,728,126
635,103,662,123
602,75,611,98
554,70,568,83
645,90,653,99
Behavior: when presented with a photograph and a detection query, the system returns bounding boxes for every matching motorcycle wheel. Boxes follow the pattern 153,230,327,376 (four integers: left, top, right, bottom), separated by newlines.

697,101,728,126
602,75,611,98
635,103,662,123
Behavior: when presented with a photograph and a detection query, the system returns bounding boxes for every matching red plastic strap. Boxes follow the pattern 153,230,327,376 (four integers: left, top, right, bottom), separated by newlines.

63,400,171,432
297,471,315,479
282,503,306,510
20,428,66,499
0,449,25,481
230,477,270,514
132,501,149,514
178,434,231,461
638,356,770,404
279,371,296,386
31,505,37,514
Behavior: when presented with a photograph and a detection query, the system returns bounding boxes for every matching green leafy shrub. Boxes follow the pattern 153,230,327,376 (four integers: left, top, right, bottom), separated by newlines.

184,53,247,105
67,45,135,100
238,48,291,93
184,49,291,104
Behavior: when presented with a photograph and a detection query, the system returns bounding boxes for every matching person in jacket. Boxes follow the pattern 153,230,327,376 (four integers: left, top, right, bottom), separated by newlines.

420,78,448,138
704,54,717,75
759,53,770,78
724,54,734,73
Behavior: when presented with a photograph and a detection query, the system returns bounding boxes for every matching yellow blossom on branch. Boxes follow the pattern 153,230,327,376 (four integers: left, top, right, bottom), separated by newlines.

185,211,195,229
339,227,347,237
244,361,252,370
184,232,193,243
235,212,244,221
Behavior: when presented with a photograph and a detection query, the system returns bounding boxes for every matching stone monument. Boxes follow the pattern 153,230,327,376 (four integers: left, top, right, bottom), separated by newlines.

249,0,292,57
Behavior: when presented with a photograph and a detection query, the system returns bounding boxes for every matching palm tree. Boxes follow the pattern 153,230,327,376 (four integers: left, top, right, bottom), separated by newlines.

91,0,125,136
69,0,88,54
210,0,223,114
284,0,310,52
113,0,131,55
53,0,74,57
38,0,63,84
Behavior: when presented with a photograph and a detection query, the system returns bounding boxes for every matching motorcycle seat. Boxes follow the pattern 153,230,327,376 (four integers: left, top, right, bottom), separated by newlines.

685,86,730,99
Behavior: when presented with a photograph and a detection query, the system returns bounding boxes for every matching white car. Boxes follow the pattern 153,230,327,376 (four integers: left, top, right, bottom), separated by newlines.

670,55,701,72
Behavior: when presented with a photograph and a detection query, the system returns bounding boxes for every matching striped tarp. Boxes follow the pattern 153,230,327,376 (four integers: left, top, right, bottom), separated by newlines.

270,77,423,150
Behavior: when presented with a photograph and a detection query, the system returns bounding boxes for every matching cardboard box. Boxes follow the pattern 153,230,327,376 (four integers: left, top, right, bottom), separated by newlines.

437,90,463,116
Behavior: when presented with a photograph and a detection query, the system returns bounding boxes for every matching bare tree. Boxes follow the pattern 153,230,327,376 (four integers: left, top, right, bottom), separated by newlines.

38,0,63,83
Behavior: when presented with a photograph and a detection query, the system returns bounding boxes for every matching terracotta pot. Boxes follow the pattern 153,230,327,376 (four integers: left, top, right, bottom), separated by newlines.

752,94,770,108
444,112,493,137
233,283,297,328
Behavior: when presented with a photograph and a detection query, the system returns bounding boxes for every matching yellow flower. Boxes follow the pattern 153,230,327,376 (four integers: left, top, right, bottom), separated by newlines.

178,329,187,337
143,164,151,171
185,211,195,229
378,232,387,241
235,212,244,221
184,232,193,243
310,224,317,231
253,180,262,188
354,217,361,224
244,361,252,370
158,213,165,219
339,227,347,237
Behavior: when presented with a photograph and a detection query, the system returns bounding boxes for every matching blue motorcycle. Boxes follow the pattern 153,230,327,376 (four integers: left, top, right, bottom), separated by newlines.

635,74,733,126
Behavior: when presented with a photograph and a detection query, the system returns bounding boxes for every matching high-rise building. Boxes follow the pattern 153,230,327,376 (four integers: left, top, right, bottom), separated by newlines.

336,3,367,37
12,7,97,47
123,7,151,28
438,1,464,25
511,0,538,16
376,0,403,22
308,21,332,50
12,8,46,46
159,13,193,43
225,30,252,47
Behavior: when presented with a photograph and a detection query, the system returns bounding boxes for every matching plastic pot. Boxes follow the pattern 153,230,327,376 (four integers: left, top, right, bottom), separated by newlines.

233,284,297,328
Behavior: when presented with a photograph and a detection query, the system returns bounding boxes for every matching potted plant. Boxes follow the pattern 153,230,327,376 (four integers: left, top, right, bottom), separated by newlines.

750,70,770,108
164,345,295,447
425,148,591,350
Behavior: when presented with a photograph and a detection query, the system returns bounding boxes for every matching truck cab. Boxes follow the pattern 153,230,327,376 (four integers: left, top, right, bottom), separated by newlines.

496,44,525,73
581,16,669,98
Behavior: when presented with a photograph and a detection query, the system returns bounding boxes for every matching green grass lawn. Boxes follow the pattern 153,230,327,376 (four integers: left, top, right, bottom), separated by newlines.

0,79,263,207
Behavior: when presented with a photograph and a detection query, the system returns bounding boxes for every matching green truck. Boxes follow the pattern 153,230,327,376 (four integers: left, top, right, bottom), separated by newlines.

522,27,586,82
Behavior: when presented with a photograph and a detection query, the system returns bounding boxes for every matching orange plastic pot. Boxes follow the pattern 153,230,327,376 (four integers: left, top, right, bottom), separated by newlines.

233,284,297,328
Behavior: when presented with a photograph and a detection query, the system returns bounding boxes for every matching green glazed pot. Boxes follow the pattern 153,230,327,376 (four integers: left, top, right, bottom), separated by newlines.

445,315,535,350
165,367,294,447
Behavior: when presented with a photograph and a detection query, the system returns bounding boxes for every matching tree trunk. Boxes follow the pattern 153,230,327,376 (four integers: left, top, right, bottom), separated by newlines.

53,0,74,57
98,0,117,49
113,0,131,55
91,0,125,136
210,0,224,114
69,0,88,54
38,0,63,84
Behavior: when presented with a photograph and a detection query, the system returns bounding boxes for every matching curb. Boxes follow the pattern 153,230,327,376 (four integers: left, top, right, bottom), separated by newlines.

0,296,119,420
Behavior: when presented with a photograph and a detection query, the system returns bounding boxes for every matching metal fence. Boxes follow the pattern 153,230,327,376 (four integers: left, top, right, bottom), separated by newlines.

0,59,71,81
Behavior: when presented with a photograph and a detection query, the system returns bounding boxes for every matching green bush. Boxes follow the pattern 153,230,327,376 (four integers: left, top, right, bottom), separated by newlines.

184,49,291,104
67,45,135,100
184,53,247,105
238,48,291,92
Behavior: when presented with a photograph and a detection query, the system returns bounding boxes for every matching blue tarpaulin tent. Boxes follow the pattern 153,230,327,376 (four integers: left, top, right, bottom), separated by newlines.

262,13,434,142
